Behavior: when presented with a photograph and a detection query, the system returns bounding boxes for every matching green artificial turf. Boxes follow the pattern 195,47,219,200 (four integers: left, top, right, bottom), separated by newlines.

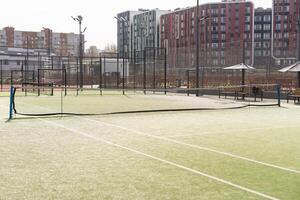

0,94,299,200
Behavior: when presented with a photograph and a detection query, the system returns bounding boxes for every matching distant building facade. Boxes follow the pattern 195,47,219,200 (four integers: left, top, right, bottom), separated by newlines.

133,9,170,51
160,0,254,75
254,7,273,68
117,9,169,61
272,0,300,65
116,10,143,59
86,46,100,57
0,27,82,57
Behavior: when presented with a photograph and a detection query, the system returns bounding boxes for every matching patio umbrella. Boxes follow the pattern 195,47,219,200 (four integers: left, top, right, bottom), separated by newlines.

224,63,255,86
279,62,300,88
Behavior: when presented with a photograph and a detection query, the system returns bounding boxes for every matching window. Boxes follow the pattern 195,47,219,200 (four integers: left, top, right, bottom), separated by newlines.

221,17,226,23
283,6,290,12
263,15,271,22
212,17,218,23
245,24,251,31
221,59,225,65
275,23,281,30
255,50,262,56
263,24,271,30
211,26,218,31
263,33,270,39
255,16,262,22
255,42,261,48
255,24,262,30
221,34,226,40
212,43,219,49
255,33,261,39
245,16,251,22
246,7,251,14
212,59,218,65
212,34,218,40
221,8,226,15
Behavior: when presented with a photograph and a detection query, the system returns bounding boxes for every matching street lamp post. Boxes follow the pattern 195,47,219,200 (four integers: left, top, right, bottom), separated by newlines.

72,15,86,89
196,0,200,96
115,16,128,95
196,0,209,96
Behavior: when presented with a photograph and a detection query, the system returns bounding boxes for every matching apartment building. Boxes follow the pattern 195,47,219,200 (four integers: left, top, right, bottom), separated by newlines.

0,27,82,57
254,7,273,68
160,0,254,75
272,0,300,65
116,10,143,59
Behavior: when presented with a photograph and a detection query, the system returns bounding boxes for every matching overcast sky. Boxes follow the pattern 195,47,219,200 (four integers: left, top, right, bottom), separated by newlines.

1,0,271,49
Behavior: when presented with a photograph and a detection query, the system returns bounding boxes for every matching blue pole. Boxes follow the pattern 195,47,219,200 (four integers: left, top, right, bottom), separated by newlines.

9,86,14,120
276,84,281,107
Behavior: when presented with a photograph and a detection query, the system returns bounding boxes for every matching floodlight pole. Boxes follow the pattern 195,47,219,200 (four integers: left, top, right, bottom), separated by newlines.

196,1,209,97
79,19,84,89
115,16,128,95
196,0,200,96
122,19,126,95
72,15,85,89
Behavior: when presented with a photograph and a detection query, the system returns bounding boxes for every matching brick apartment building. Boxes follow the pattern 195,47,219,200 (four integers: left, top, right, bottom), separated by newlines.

272,0,300,65
160,0,254,75
0,27,82,57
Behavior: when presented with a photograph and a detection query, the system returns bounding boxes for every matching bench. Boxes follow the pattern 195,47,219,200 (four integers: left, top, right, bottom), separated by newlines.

219,87,239,99
220,86,264,101
287,88,300,103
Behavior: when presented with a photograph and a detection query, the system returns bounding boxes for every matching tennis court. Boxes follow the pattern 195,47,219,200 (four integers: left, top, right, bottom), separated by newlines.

0,90,300,200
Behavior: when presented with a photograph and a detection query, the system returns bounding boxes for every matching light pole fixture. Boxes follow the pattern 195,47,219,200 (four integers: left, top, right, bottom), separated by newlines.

71,15,86,89
115,16,128,95
196,0,210,96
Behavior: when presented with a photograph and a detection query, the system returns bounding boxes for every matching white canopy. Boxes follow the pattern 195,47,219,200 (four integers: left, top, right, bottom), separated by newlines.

223,63,255,70
279,62,300,72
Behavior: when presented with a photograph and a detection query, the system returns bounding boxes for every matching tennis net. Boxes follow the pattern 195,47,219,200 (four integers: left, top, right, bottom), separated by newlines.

9,84,281,119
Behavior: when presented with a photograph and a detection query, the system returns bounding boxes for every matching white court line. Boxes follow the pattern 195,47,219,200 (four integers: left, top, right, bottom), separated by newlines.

15,101,300,175
81,117,300,175
166,126,296,138
40,118,279,200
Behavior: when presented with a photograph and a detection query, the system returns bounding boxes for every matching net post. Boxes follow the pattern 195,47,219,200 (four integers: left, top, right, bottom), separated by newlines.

64,68,67,96
276,84,281,107
8,86,14,121
143,49,146,95
164,47,167,95
99,57,102,95
38,69,40,96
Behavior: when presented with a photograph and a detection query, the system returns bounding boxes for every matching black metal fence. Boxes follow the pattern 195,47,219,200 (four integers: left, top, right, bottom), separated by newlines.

0,46,299,94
